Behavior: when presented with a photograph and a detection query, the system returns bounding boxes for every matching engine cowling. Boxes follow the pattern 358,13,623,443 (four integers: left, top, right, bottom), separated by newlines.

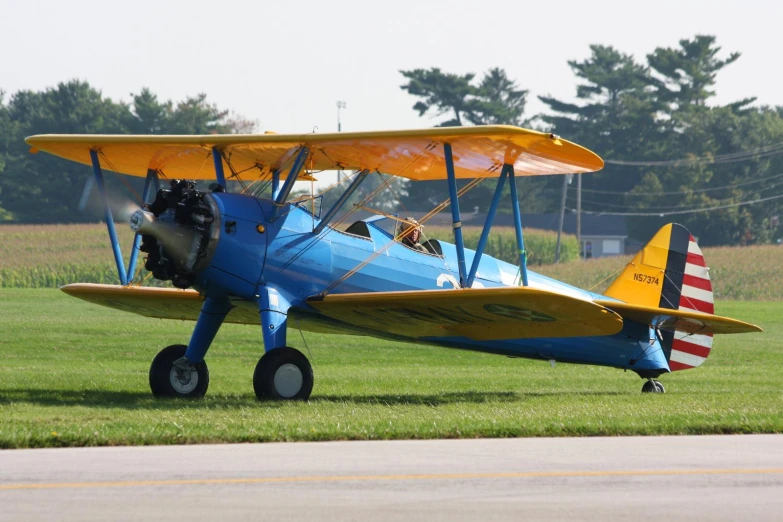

134,180,220,289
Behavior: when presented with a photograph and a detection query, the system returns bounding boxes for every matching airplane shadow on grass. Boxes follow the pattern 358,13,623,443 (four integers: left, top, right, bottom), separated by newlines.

0,388,624,410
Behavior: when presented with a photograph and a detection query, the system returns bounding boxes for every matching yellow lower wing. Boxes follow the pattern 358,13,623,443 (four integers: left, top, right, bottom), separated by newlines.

60,283,360,336
308,287,623,341
594,300,761,334
60,283,256,322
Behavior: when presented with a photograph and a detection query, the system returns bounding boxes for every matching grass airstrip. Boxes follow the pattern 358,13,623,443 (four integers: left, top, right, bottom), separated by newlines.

1,223,782,447
1,289,781,448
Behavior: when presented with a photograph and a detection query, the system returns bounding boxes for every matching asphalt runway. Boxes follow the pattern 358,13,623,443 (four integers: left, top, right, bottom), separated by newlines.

1,435,782,521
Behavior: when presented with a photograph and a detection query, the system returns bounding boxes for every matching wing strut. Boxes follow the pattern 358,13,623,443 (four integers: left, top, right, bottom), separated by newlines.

444,143,468,287
313,170,370,234
271,169,281,199
89,151,160,285
90,149,127,285
126,169,160,281
273,146,310,219
466,166,508,288
211,147,226,187
508,165,529,286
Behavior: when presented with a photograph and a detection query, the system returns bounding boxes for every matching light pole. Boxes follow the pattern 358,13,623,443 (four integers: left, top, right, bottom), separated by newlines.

336,101,346,182
336,101,346,132
555,174,573,263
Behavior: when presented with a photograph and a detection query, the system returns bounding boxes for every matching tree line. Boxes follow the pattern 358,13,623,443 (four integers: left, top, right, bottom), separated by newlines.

399,35,783,246
0,82,253,223
2,35,783,246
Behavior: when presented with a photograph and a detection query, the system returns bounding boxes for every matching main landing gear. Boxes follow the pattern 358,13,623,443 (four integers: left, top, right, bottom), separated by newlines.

641,378,666,394
253,347,313,401
149,344,210,398
146,290,315,400
147,344,314,401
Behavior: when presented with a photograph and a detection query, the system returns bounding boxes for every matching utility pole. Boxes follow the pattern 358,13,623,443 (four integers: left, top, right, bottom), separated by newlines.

336,101,346,182
555,174,573,263
336,100,346,132
576,173,582,258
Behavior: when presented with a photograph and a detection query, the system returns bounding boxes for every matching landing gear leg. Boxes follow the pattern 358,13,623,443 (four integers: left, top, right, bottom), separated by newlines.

149,297,231,398
641,378,665,393
254,286,314,401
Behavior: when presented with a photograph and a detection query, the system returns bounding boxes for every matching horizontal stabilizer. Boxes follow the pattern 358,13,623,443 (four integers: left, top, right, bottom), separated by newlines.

308,287,624,341
593,300,761,335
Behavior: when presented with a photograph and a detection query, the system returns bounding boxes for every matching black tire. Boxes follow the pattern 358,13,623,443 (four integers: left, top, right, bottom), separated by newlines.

641,379,665,394
149,344,209,398
253,347,313,401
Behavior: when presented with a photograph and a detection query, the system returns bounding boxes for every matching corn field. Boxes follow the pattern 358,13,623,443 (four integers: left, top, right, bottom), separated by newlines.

2,224,777,299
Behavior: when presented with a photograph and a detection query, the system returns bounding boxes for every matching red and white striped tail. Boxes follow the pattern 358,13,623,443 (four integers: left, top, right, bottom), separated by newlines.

669,235,714,371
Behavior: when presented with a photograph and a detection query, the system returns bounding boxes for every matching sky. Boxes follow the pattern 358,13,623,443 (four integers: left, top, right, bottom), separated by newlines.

2,0,782,136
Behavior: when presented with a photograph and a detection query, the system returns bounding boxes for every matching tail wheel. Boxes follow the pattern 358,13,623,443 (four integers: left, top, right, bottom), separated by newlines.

149,344,209,398
641,379,665,394
253,347,313,401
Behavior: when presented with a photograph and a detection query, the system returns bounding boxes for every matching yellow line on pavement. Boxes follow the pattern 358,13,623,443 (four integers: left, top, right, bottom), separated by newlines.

2,468,783,491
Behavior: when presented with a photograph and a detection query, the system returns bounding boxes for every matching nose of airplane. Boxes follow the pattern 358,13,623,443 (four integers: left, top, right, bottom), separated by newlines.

129,209,155,234
130,209,205,273
131,180,221,289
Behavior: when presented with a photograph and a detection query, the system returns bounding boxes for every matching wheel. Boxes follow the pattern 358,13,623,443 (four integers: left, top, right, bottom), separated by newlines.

149,344,209,398
253,347,313,401
641,379,665,393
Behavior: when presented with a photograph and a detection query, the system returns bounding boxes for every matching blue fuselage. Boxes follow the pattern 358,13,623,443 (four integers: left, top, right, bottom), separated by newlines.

194,193,669,374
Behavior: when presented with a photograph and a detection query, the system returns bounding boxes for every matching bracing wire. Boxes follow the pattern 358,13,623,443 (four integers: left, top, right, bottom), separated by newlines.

317,175,486,297
97,151,143,204
277,169,395,273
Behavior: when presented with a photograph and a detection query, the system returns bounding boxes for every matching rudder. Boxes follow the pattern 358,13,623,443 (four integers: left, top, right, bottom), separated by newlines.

604,223,714,371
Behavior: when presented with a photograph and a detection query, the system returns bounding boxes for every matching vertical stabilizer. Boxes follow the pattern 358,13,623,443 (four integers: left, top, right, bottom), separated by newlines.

604,223,714,371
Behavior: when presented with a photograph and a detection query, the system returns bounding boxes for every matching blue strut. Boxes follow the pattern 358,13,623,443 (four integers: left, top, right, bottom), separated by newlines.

258,286,291,352
273,147,310,219
126,169,159,284
507,165,529,286
271,170,281,200
443,143,468,287
212,147,226,188
184,297,233,363
466,166,508,288
313,170,369,234
90,149,128,285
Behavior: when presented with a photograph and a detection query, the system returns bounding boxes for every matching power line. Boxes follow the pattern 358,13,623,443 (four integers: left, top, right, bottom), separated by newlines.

570,193,783,217
605,141,783,167
577,171,783,196
568,180,783,211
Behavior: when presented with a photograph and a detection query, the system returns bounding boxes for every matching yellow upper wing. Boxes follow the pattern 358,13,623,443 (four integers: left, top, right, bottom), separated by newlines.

25,126,603,181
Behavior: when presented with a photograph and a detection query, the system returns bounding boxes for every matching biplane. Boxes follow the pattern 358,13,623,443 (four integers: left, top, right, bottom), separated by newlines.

25,126,761,400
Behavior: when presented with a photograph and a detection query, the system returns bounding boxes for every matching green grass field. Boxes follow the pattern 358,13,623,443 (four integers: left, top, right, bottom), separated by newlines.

0,289,780,448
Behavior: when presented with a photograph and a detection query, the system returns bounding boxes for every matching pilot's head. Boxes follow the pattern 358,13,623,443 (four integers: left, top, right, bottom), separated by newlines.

401,217,422,244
